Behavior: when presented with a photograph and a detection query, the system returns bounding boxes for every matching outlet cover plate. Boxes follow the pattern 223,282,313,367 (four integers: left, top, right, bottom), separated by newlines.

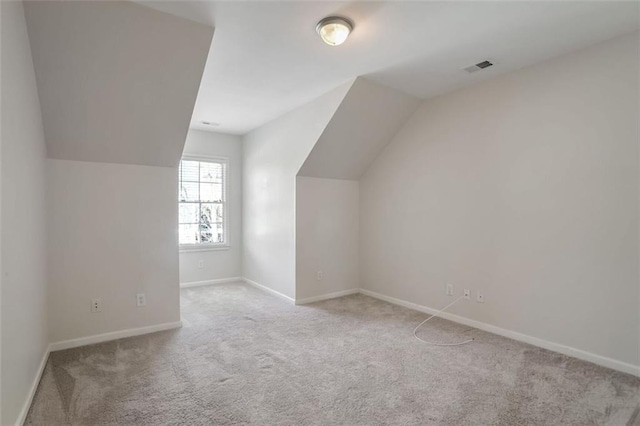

136,293,146,307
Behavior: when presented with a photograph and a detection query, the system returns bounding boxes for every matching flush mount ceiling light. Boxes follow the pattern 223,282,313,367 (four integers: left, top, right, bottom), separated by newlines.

316,16,353,46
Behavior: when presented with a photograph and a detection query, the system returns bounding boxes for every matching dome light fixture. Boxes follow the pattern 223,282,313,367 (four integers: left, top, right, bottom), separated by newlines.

316,16,353,46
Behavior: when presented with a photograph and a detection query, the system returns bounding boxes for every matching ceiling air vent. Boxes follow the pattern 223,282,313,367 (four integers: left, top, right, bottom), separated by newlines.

201,121,220,127
464,60,494,73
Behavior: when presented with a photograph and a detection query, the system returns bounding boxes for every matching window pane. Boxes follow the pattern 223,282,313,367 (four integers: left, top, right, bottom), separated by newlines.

199,224,214,243
179,203,198,224
200,222,224,244
179,224,199,244
212,222,224,243
200,162,223,183
200,183,223,202
180,160,199,182
179,181,199,202
178,158,227,246
201,203,223,224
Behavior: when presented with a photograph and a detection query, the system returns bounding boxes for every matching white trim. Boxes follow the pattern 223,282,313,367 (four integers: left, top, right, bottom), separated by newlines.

359,288,640,377
178,155,230,247
295,289,360,305
49,321,183,352
242,277,295,304
15,345,50,426
181,154,229,163
179,244,230,253
180,277,243,288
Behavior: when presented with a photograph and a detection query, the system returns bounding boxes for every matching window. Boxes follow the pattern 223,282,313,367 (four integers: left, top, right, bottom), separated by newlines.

178,157,228,248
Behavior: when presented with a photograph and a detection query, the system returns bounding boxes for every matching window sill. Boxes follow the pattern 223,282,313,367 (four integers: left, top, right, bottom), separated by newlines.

179,244,230,253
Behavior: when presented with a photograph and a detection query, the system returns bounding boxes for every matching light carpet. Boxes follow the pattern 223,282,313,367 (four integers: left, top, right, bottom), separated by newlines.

26,282,640,425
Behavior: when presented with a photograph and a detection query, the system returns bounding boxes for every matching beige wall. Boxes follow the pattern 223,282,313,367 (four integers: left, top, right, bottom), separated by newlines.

296,177,359,301
47,159,180,343
180,130,243,284
360,33,639,367
1,2,49,424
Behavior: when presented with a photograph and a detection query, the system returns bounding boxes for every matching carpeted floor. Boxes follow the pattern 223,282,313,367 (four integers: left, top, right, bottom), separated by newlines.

26,282,640,425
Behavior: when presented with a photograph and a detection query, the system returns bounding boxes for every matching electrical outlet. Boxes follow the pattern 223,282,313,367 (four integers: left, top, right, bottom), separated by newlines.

446,284,454,296
136,293,146,307
317,271,323,281
477,291,485,303
197,260,204,269
91,298,102,313
464,289,471,300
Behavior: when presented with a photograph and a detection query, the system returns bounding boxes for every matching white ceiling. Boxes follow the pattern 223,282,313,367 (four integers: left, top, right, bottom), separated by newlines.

138,1,639,135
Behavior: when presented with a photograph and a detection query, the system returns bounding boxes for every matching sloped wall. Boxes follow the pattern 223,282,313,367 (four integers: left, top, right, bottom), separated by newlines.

23,2,213,346
295,78,418,301
242,82,353,299
24,0,213,167
298,78,419,180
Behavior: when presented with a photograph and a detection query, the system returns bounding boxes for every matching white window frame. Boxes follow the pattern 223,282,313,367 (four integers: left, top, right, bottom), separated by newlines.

178,155,230,252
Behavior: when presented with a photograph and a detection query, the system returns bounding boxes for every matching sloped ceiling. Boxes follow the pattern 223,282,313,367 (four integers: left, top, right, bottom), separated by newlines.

298,77,419,180
24,1,213,167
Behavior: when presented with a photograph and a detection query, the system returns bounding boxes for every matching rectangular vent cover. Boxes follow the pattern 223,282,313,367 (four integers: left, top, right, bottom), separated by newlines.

464,60,494,73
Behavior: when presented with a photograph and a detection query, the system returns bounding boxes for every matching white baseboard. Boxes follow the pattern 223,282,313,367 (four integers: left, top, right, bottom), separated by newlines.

242,277,295,304
295,289,360,305
49,321,183,352
359,288,640,378
180,277,243,288
15,344,50,426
